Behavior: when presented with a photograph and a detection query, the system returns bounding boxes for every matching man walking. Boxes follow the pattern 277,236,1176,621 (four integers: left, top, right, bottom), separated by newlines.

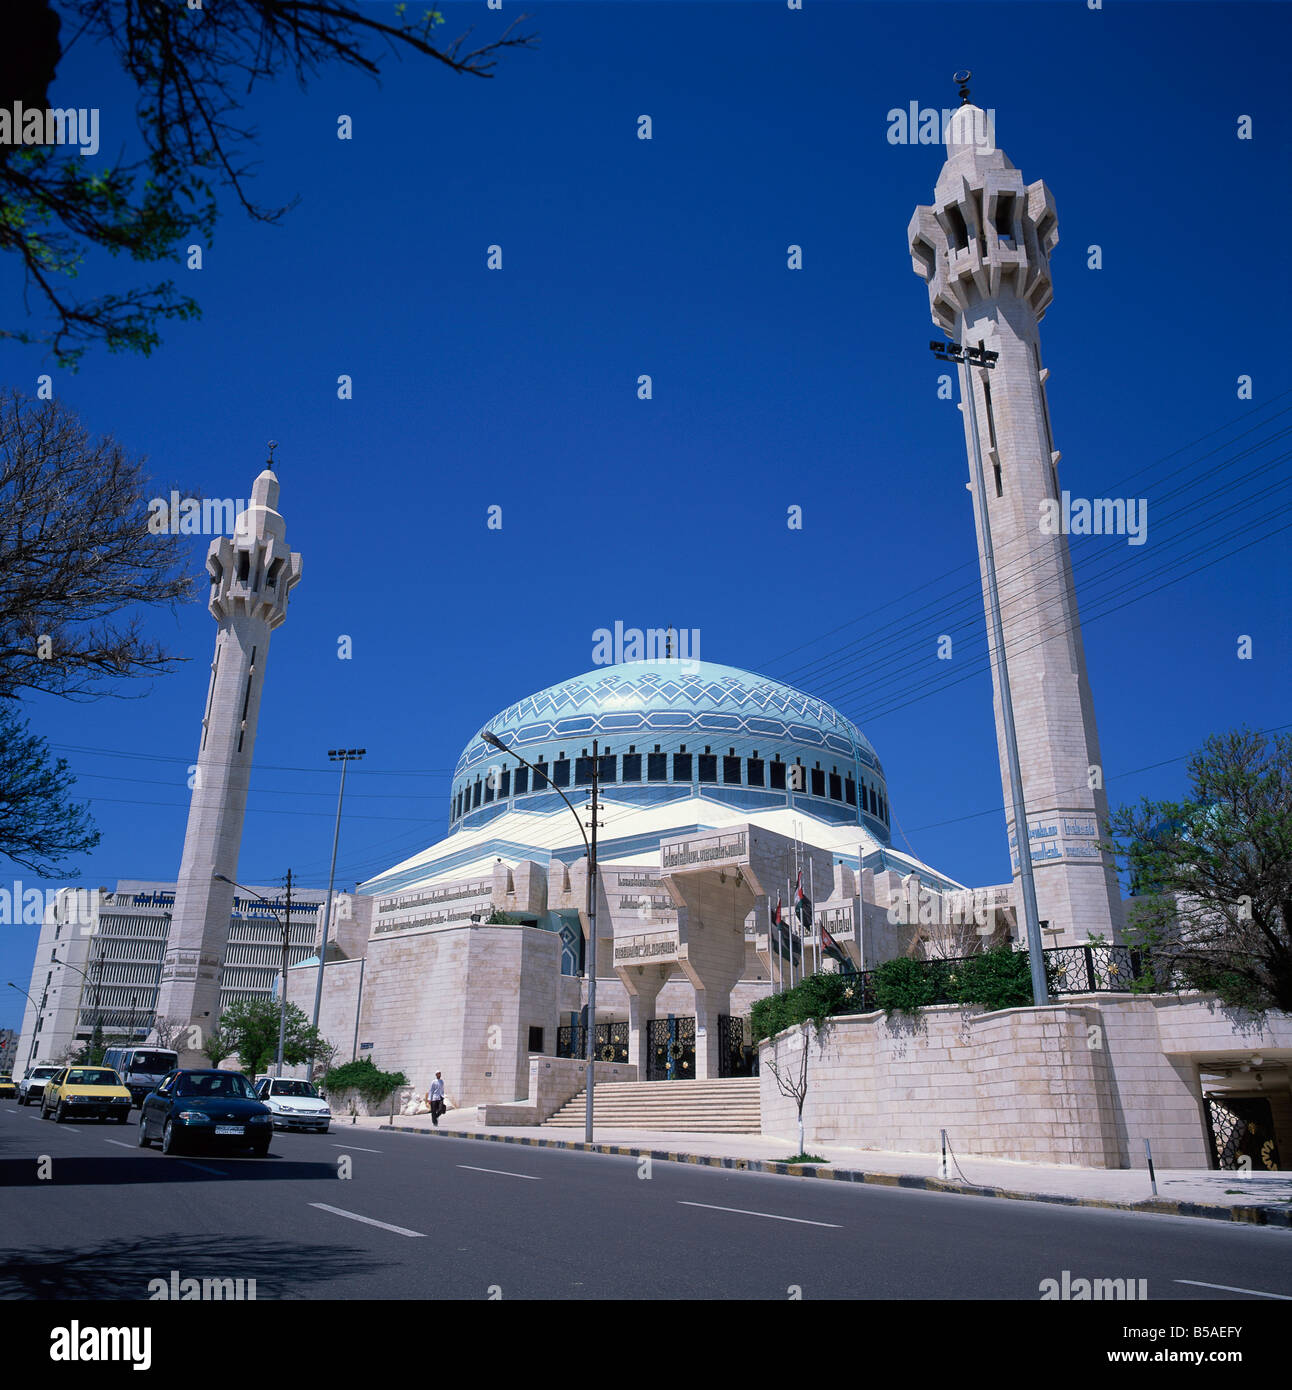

429,1071,446,1126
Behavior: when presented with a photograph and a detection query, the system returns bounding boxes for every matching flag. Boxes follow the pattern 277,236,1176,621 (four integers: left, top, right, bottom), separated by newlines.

819,920,851,968
794,869,812,928
773,894,801,970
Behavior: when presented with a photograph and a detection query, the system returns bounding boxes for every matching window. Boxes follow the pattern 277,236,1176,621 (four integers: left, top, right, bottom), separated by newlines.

483,776,494,803
673,752,692,781
598,754,616,784
769,759,787,790
514,765,529,795
622,753,642,782
723,756,742,784
552,758,570,788
829,772,843,801
811,768,825,798
845,776,856,806
747,757,765,787
533,761,549,790
528,1026,544,1053
499,769,510,798
698,755,717,783
870,786,879,815
472,780,482,808
575,756,594,786
647,753,667,782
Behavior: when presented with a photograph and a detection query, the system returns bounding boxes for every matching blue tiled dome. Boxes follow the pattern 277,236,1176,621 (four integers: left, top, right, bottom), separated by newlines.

448,660,891,841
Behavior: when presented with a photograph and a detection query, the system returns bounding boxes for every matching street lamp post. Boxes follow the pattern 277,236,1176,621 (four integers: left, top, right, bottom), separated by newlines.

310,748,364,1082
215,872,297,1076
51,945,109,1051
482,729,601,1143
930,336,1049,1005
7,981,46,1071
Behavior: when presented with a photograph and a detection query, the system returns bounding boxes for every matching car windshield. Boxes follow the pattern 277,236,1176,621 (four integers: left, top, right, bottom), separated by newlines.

272,1081,319,1098
66,1069,118,1086
32,1068,59,1079
174,1073,256,1100
128,1052,177,1075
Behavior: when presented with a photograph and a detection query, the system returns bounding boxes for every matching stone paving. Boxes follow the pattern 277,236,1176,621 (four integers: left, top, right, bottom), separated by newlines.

335,1109,1292,1225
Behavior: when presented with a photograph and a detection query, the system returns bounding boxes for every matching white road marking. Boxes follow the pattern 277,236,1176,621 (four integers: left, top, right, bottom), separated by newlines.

678,1200,842,1228
332,1143,383,1154
105,1139,135,1149
1174,1279,1292,1301
457,1164,541,1181
309,1202,426,1237
181,1160,226,1176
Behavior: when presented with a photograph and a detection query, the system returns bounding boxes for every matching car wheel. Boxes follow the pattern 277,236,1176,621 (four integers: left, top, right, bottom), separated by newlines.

16,1094,25,1107
161,1119,183,1156
55,1101,67,1123
117,1112,131,1125
137,1114,152,1147
250,1140,270,1158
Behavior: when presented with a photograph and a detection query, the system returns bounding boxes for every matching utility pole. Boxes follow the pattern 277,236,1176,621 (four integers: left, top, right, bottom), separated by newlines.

311,748,364,1080
278,869,293,1077
584,739,601,1144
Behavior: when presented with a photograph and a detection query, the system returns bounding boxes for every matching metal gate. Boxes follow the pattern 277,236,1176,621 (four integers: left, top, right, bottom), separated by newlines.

646,1016,695,1080
556,1021,628,1063
717,1014,752,1077
1205,1095,1282,1170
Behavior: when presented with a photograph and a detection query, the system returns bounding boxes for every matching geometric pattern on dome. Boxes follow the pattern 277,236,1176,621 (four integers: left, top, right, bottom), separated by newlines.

458,660,879,778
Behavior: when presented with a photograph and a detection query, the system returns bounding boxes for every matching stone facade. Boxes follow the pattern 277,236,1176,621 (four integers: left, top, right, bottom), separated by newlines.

759,994,1292,1169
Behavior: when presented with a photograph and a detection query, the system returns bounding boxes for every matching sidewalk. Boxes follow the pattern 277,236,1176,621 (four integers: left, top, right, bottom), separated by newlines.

351,1110,1292,1227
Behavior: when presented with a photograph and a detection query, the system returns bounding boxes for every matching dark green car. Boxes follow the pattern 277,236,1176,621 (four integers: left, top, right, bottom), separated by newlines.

137,1069,274,1157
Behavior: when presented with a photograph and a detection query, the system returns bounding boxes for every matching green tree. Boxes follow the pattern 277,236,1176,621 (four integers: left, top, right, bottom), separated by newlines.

210,997,325,1080
1108,728,1292,1013
1,1,537,364
0,704,99,874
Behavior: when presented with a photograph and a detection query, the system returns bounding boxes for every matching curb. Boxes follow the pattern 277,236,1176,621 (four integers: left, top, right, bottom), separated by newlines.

376,1124,1292,1228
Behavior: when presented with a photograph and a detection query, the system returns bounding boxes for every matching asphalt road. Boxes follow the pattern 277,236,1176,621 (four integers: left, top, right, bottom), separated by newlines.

2,1097,1289,1301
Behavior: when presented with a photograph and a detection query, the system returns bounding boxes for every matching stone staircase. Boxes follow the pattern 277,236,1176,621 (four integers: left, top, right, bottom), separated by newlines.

546,1078,761,1133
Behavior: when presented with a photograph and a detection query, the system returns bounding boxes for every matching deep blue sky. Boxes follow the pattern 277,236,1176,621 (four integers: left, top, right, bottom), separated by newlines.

3,2,1290,1028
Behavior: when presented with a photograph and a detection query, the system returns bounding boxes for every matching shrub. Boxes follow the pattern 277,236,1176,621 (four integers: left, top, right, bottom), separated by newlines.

947,947,1035,1012
872,956,942,1017
321,1056,407,1104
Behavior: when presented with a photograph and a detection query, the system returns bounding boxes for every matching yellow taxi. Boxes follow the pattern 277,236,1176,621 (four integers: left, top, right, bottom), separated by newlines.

0,1073,15,1100
41,1066,134,1124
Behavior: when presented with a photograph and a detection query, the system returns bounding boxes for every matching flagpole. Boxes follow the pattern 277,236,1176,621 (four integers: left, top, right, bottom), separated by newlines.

810,859,817,976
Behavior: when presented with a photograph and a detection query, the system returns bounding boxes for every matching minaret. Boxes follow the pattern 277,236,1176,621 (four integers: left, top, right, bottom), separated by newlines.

908,80,1123,946
153,459,303,1052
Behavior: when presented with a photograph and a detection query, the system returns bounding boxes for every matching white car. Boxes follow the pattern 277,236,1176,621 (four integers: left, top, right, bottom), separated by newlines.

17,1065,62,1106
253,1076,331,1132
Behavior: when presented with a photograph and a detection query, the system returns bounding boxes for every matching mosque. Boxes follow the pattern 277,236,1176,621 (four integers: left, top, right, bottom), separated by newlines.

293,655,1024,1108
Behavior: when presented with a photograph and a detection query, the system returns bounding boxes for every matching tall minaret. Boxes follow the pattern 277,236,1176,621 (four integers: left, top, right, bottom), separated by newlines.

154,459,303,1051
908,80,1124,946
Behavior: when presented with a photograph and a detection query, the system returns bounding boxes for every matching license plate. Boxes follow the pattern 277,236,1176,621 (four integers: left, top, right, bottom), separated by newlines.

215,1125,244,1135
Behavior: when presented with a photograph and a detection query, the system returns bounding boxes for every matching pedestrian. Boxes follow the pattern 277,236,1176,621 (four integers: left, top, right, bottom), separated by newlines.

429,1071,445,1126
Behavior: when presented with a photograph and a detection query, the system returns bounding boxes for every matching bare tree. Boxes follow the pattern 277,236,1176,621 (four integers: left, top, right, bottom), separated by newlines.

763,1020,815,1158
150,1017,189,1052
2,1,538,362
0,390,195,702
